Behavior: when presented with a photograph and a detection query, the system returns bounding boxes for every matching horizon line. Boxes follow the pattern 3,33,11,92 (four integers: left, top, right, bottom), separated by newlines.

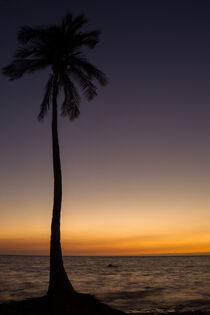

1,252,210,257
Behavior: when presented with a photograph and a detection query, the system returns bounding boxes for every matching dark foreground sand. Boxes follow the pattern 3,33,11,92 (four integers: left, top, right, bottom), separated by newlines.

0,293,124,315
0,293,210,315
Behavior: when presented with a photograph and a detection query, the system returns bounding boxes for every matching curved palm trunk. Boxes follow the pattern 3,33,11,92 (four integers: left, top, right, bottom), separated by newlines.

48,74,74,296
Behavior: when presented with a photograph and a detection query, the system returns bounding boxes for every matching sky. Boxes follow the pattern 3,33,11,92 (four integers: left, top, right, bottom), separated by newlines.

0,0,210,255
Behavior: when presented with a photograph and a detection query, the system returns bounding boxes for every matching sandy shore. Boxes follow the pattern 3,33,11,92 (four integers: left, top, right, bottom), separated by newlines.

0,293,125,315
0,293,210,315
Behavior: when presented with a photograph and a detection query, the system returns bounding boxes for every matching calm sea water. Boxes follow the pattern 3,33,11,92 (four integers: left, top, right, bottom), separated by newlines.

0,255,210,313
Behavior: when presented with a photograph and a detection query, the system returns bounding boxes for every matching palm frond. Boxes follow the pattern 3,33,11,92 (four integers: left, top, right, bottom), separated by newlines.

18,26,47,44
2,59,49,80
71,66,97,100
61,13,73,31
71,14,88,32
70,55,108,85
78,30,101,49
61,73,80,120
14,47,40,59
38,74,54,121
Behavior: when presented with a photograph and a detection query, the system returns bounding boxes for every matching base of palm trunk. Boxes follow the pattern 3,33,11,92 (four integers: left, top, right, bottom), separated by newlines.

47,268,75,296
0,293,126,314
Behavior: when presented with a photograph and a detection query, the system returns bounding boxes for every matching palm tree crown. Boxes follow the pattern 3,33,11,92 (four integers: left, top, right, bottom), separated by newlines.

3,13,107,119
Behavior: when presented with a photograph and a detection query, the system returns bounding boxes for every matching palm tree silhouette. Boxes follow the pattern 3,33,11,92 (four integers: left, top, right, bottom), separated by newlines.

3,13,107,296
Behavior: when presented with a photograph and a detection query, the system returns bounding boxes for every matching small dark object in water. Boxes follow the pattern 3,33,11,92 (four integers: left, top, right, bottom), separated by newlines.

107,264,118,268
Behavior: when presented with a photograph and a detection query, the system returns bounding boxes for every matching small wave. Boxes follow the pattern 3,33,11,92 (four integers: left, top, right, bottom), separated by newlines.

100,287,164,302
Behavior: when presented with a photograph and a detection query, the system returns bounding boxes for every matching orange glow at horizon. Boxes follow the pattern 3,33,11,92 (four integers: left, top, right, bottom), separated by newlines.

1,146,210,256
1,232,210,255
1,205,210,255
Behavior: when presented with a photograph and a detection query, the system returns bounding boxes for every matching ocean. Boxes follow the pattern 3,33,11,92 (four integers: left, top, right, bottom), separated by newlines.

0,255,210,313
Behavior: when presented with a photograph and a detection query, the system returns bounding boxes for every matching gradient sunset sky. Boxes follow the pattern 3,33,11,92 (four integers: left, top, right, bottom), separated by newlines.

0,0,210,255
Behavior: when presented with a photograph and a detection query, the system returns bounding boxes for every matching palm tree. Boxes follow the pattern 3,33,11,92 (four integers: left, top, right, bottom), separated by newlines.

2,14,107,297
